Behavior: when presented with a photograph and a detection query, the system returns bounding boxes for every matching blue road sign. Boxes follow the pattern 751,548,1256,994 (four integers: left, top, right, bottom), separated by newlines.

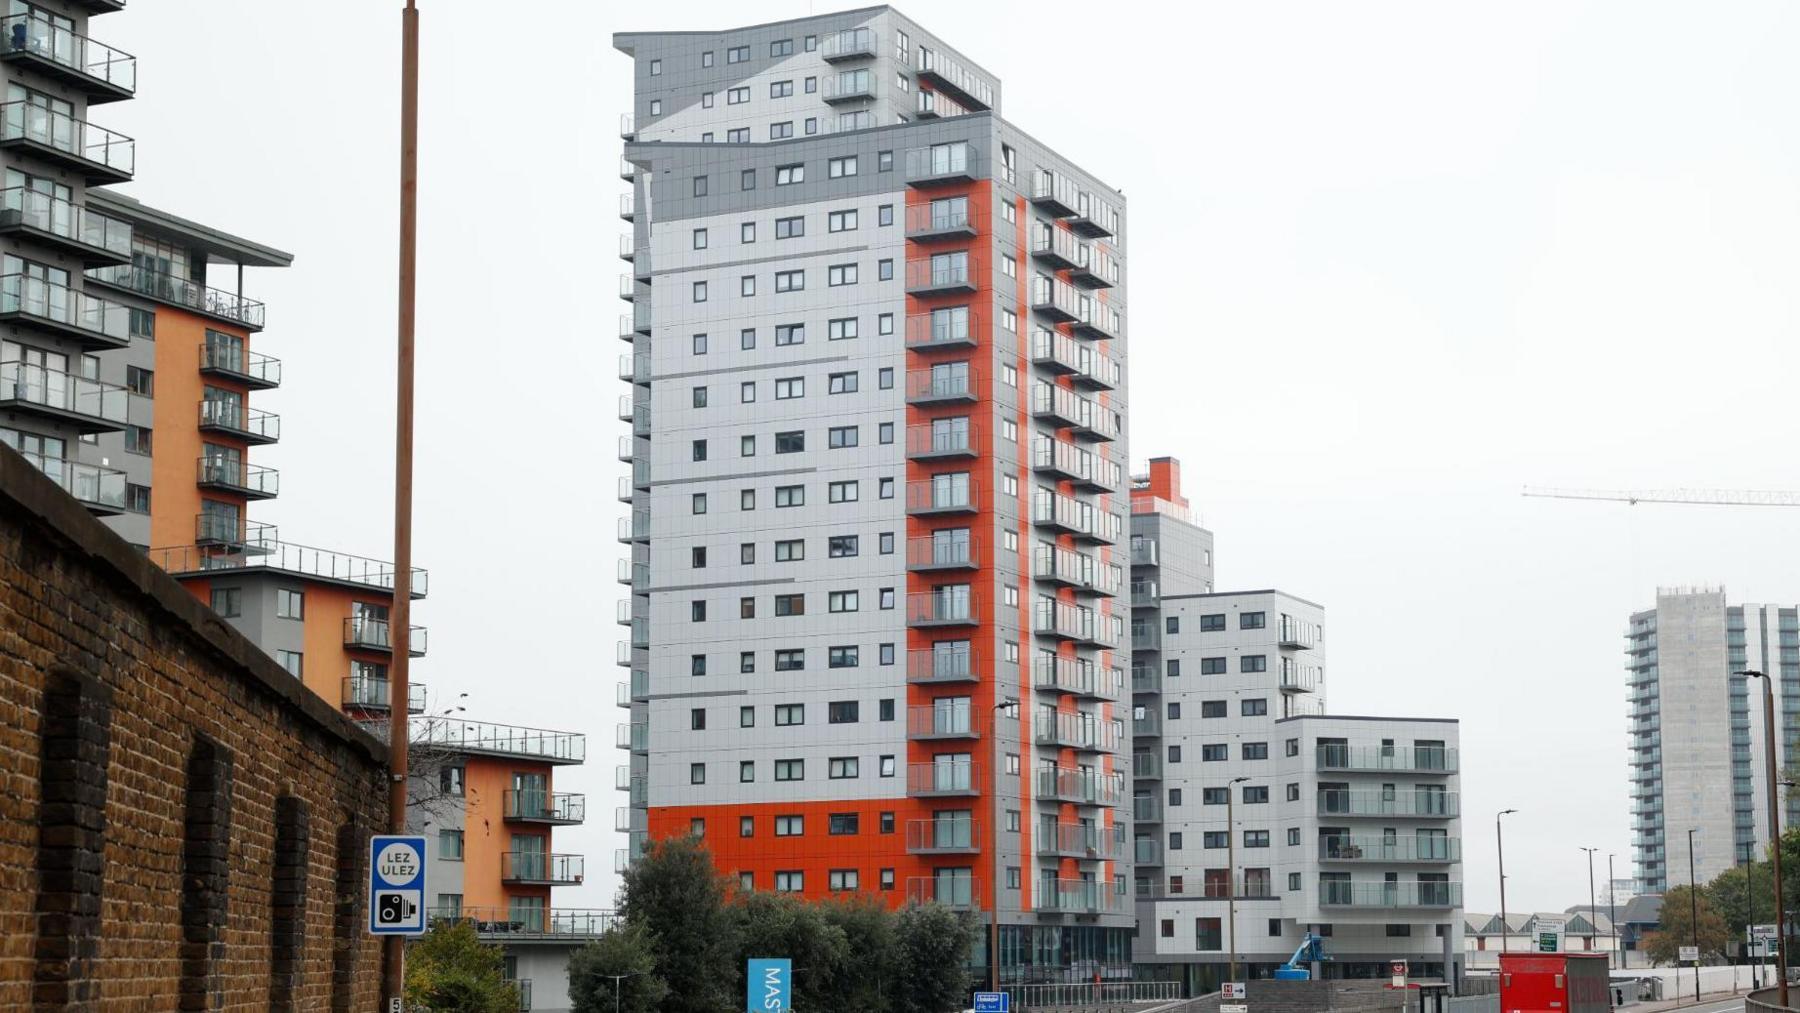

368,834,427,936
973,992,1010,1013
747,957,792,1011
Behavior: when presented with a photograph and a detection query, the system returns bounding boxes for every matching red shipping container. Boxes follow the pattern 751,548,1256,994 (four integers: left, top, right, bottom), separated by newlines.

1500,953,1612,1013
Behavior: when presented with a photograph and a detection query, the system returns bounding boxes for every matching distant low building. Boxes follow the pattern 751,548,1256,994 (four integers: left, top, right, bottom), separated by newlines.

1463,911,1622,968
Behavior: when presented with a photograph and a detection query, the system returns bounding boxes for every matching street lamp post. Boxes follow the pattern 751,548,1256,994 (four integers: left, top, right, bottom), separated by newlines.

605,972,642,1013
990,697,1017,993
1227,775,1251,986
1688,828,1700,1003
1741,670,1790,1008
1607,853,1619,970
1580,848,1599,955
1745,841,1760,989
1497,810,1518,952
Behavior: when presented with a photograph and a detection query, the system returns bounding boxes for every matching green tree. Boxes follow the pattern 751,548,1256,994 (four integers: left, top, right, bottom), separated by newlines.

568,921,670,1013
1706,859,1776,948
819,895,899,1013
1644,885,1731,966
617,835,739,1013
402,918,521,1012
733,890,850,1011
892,903,978,1013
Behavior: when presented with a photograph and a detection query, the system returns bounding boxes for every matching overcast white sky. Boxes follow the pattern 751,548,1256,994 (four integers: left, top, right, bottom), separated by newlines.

103,1,1799,913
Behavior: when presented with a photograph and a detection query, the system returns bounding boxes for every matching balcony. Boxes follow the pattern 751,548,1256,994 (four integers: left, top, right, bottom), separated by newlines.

1069,345,1121,392
1039,880,1124,915
822,73,875,103
615,721,648,753
1031,543,1120,596
198,343,280,390
1135,838,1163,866
906,478,979,515
1318,836,1461,864
87,264,264,330
503,791,586,826
1132,796,1163,823
906,818,980,855
0,101,132,183
501,853,585,887
1132,752,1162,780
905,310,980,351
906,367,976,405
1030,226,1081,269
342,677,427,714
1072,245,1118,289
1132,713,1162,738
0,273,128,348
906,422,978,460
1319,881,1461,909
1280,666,1319,694
1316,790,1459,818
1031,276,1080,322
907,761,978,798
427,907,620,941
820,27,876,61
907,649,979,684
1130,540,1159,567
196,457,279,500
1035,767,1123,807
1315,745,1458,774
915,88,970,120
619,112,634,140
402,718,583,763
906,202,978,241
1068,193,1119,239
1032,656,1121,701
1073,300,1122,341
1131,666,1159,694
0,15,136,102
907,591,977,627
905,876,979,911
1037,824,1123,861
907,534,979,571
1278,619,1317,649
343,617,428,657
1131,581,1159,608
151,539,427,597
904,142,976,186
908,704,978,741
1033,712,1117,752
198,400,280,445
916,48,993,109
0,187,129,264
15,451,123,513
905,257,975,295
0,361,126,431
619,192,635,221
1030,170,1081,217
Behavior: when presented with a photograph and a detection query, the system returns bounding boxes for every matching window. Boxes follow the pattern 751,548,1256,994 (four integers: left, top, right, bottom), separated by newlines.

828,263,858,286
691,227,708,251
829,428,859,450
775,378,803,400
1167,659,1181,677
649,57,662,74
1001,254,1016,278
829,535,859,557
650,99,662,116
1243,743,1269,760
879,423,894,444
829,869,858,892
1201,613,1226,631
1242,698,1269,716
692,280,707,302
775,485,805,508
879,755,896,777
776,539,804,561
829,757,859,779
210,587,241,618
1202,788,1228,805
774,759,804,781
776,163,804,185
693,333,709,355
692,493,707,514
1197,918,1223,951
776,216,804,239
1244,830,1271,848
828,480,858,501
740,220,756,244
828,317,858,341
1201,744,1227,762
740,274,756,297
829,156,858,178
125,365,153,395
771,79,793,98
276,588,304,619
693,175,708,197
878,532,895,554
771,871,803,893
776,431,805,454
691,600,707,622
727,86,750,104
1241,611,1266,629
878,258,894,281
1202,831,1227,849
740,815,755,836
692,439,708,461
691,655,707,676
829,209,858,232
829,813,860,835
275,649,302,676
439,829,464,860
740,383,756,405
878,150,894,171
775,594,805,617
775,815,804,836
727,128,748,144
740,706,755,728
1168,745,1182,763
1241,655,1267,673
1201,657,1227,675
829,647,859,669
829,591,859,612
878,367,894,389
1169,832,1183,850
1165,616,1180,634
775,270,804,291
692,385,708,407
1286,738,1300,757
690,763,706,785
1244,785,1270,803
771,38,793,56
775,648,805,671
741,328,757,350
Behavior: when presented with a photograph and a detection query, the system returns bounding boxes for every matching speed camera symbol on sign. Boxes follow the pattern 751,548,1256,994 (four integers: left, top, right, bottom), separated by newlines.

368,835,427,936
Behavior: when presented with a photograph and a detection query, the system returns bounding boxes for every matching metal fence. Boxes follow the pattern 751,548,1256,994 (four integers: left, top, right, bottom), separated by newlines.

997,980,1183,1011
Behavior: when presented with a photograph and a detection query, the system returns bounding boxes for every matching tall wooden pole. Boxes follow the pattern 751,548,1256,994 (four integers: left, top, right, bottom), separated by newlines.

384,1,420,1008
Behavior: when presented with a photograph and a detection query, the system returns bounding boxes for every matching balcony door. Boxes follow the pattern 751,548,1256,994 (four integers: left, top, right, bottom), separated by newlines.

511,833,546,881
513,771,547,820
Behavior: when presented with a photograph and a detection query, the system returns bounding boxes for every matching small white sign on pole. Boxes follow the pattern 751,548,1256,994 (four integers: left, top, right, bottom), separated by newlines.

1679,945,1700,963
1223,983,1247,1000
1221,1004,1248,1013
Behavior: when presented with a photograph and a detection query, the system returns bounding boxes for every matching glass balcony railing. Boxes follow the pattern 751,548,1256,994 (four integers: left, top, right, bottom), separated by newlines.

915,88,970,120
342,677,426,714
196,457,279,498
907,590,978,626
1318,836,1461,863
198,399,280,443
1035,766,1124,806
915,48,994,108
0,100,133,179
904,310,980,350
1316,790,1459,818
905,478,978,514
904,142,975,184
906,367,974,403
1315,744,1458,773
503,790,586,825
906,422,977,458
907,760,978,796
0,15,136,96
907,534,978,570
906,876,979,911
905,257,974,293
343,616,427,657
1318,881,1462,908
1037,823,1124,860
905,202,977,239
907,648,977,684
907,704,978,740
0,360,126,426
501,852,584,886
148,540,428,597
0,272,127,344
1038,879,1124,914
1034,712,1119,752
0,186,130,259
428,906,619,939
906,818,980,854
820,27,876,61
87,264,264,329
14,450,123,510
194,514,276,550
198,342,280,388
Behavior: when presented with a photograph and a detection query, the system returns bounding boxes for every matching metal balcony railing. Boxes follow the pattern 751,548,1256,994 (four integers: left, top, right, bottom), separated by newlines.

0,100,132,179
0,15,136,97
907,534,978,570
904,141,975,184
342,677,426,714
1036,823,1123,860
0,186,129,259
198,342,280,388
88,264,263,328
907,648,977,684
905,310,980,349
906,704,978,740
427,906,620,939
343,616,427,657
0,360,126,426
905,818,980,854
1315,745,1458,773
905,478,978,514
405,718,584,763
1316,790,1459,818
198,400,280,443
501,852,585,886
149,539,427,597
1034,767,1123,806
907,760,978,796
15,450,123,510
905,876,979,910
1318,836,1461,863
0,272,127,344
905,422,977,458
820,27,876,61
1318,881,1462,908
503,790,586,825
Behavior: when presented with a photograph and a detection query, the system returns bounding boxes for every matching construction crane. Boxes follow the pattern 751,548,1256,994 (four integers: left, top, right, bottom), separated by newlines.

1521,487,1800,508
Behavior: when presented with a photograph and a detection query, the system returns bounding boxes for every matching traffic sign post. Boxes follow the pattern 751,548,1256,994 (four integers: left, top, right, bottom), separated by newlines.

368,834,427,936
1536,917,1566,953
1678,945,1700,963
973,992,1010,1013
747,957,792,1011
1223,983,1247,999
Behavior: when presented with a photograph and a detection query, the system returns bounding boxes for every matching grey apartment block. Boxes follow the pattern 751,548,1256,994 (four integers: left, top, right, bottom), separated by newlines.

1626,588,1800,893
614,6,1134,982
0,0,137,515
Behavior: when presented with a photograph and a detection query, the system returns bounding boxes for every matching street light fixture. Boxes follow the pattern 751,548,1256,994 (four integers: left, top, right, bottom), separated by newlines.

1497,810,1518,952
1740,670,1791,1008
1227,775,1251,985
603,971,642,1013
